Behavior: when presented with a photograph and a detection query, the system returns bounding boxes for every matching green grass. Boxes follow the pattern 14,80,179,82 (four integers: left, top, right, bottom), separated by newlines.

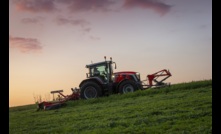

9,79,212,134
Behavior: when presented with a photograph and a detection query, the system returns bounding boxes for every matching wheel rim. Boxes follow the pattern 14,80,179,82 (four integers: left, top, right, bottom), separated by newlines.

84,86,97,99
123,84,134,93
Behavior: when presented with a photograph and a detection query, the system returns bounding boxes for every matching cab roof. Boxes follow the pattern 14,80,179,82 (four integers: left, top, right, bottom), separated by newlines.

85,60,112,68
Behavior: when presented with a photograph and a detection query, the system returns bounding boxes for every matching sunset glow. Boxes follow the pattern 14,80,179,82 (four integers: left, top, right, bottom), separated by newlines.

9,0,212,107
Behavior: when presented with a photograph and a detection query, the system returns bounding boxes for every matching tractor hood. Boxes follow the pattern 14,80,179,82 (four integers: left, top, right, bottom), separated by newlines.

112,71,141,82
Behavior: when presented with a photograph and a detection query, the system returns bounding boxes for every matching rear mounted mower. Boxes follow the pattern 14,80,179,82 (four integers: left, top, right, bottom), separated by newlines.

37,88,80,111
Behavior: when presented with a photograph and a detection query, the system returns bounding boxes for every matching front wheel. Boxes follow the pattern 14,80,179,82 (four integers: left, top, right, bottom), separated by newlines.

118,80,138,94
80,82,102,99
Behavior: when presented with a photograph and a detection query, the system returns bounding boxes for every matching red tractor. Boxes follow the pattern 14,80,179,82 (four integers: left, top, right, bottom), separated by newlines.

79,56,172,99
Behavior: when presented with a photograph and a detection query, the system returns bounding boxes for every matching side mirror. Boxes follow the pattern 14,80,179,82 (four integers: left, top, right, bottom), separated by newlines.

113,62,117,69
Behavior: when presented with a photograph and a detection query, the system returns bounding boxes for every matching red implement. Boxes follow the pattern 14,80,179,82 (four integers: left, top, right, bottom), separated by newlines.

37,88,80,111
141,69,172,89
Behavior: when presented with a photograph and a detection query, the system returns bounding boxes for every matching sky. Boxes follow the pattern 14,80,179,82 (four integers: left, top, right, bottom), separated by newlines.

9,0,212,107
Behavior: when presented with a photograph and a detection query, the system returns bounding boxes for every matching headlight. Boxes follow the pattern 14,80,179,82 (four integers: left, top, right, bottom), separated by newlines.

111,74,115,82
136,73,140,80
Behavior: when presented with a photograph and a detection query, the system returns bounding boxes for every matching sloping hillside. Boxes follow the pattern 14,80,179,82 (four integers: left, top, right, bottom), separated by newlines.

9,80,212,134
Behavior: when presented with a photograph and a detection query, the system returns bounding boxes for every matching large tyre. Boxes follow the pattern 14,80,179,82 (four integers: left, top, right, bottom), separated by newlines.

119,80,138,94
80,82,102,99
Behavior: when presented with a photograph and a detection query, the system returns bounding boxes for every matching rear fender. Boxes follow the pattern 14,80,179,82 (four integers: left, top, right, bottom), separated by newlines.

79,77,104,88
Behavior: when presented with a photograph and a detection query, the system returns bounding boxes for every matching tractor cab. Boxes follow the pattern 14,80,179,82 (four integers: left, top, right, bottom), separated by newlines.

86,57,116,83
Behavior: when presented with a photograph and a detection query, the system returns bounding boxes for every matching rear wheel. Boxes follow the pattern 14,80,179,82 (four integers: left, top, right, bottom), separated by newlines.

119,80,138,94
80,82,102,99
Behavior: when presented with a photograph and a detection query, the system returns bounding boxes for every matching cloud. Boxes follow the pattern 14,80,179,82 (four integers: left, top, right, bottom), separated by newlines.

54,16,92,34
21,16,45,24
9,35,43,53
12,0,115,13
90,36,100,40
55,16,90,27
56,0,115,12
12,0,57,13
11,0,172,16
122,0,172,16
83,28,91,33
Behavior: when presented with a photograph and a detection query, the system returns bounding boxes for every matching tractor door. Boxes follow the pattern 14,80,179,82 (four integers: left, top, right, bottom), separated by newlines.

90,65,109,82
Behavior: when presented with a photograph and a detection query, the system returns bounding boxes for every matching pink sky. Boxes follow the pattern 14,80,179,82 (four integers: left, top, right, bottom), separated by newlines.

9,0,212,107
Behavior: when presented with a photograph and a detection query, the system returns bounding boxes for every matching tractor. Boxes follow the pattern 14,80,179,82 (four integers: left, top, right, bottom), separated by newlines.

79,56,172,99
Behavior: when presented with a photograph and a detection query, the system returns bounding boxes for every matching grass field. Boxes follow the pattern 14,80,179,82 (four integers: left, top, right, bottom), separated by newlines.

9,80,212,134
